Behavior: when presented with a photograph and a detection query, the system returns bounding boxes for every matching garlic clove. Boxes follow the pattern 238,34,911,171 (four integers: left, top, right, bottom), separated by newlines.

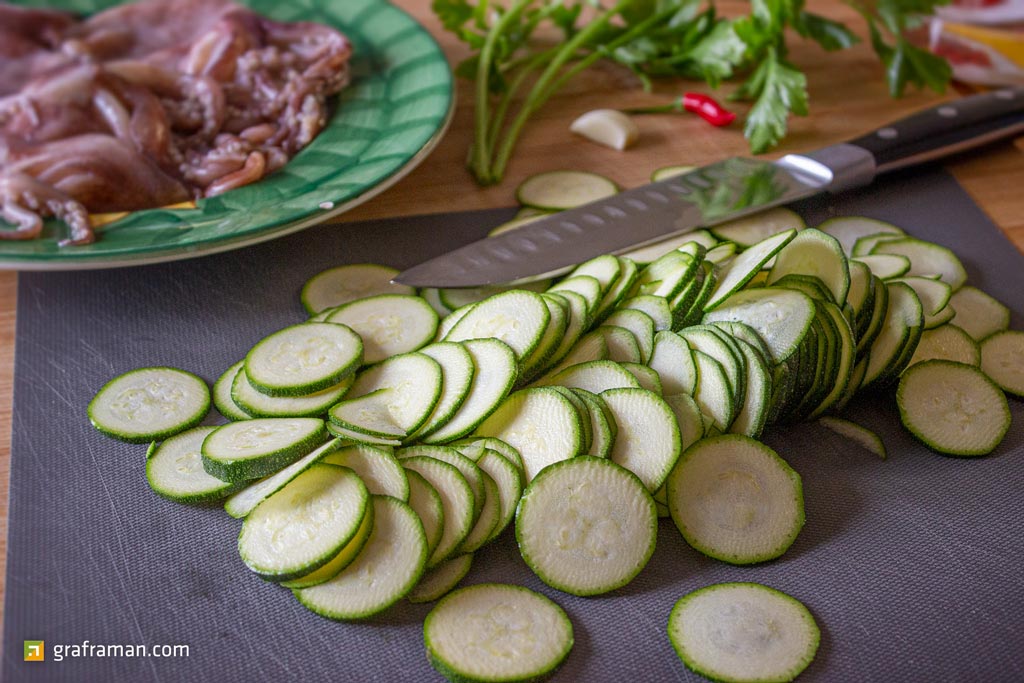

570,109,639,151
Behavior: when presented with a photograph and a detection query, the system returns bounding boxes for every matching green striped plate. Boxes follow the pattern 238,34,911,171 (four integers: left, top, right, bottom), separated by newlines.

3,0,454,269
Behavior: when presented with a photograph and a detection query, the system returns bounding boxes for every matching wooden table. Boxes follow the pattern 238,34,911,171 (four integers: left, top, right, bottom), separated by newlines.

1,0,1023,625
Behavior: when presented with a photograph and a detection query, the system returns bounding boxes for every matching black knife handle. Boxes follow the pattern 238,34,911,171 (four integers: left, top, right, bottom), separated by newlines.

846,87,1024,174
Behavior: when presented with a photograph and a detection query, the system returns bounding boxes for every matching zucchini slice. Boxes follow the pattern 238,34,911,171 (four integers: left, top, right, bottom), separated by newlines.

398,445,487,524
474,448,524,542
328,353,442,440
947,286,1011,341
279,500,376,589
238,463,369,581
620,362,662,394
600,388,681,493
980,331,1024,397
213,361,251,421
542,290,591,372
404,469,445,557
403,456,475,568
710,207,805,247
445,290,550,363
451,436,525,473
146,427,241,504
852,254,911,280
602,309,655,363
424,583,573,682
648,331,697,396
224,438,343,518
767,228,849,306
707,230,796,312
201,417,327,482
409,342,476,441
322,443,409,501
818,416,887,459
300,263,414,315
89,366,210,443
621,232,714,265
516,457,656,596
619,294,673,331
668,582,819,683
515,170,618,210
702,288,816,365
474,387,586,483
294,496,428,620
408,553,473,604
231,369,352,419
570,389,617,459
651,164,696,182
422,339,518,444
325,294,438,363
897,360,1011,456
819,215,903,255
542,359,640,393
245,322,362,397
908,324,980,369
667,435,804,564
871,238,968,291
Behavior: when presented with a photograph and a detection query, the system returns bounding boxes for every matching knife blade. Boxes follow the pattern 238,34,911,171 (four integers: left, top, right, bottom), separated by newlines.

395,87,1024,288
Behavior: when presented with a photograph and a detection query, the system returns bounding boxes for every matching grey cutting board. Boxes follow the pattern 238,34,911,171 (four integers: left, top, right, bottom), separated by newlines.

3,168,1023,683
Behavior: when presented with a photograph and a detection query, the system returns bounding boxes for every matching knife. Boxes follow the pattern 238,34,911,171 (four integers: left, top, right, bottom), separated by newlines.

395,87,1024,288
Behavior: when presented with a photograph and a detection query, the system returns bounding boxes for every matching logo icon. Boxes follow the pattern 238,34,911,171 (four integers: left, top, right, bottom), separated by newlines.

24,641,44,662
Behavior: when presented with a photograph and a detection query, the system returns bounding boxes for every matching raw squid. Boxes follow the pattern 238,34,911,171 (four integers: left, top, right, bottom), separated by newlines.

0,0,352,245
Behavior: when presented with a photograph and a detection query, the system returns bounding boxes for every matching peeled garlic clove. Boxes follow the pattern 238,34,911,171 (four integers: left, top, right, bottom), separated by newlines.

570,109,639,151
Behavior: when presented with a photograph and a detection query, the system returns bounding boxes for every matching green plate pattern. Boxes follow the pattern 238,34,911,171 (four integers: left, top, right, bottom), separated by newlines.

3,0,454,269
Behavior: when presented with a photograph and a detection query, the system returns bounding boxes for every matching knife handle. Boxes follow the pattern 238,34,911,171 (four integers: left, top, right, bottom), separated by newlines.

847,86,1024,175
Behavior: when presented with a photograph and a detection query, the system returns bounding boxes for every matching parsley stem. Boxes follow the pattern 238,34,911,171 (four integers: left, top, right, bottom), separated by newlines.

473,0,534,183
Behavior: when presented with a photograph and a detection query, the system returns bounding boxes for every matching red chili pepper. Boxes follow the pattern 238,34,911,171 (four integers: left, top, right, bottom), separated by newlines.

681,92,736,127
623,92,736,127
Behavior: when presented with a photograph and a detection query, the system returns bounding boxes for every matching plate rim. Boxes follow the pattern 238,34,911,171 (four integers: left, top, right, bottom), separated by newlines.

0,0,455,271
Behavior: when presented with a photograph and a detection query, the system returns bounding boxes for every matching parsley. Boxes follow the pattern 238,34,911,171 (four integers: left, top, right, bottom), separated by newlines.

434,0,952,184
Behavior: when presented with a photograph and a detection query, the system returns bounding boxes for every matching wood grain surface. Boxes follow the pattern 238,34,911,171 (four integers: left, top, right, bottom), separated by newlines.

1,0,1022,628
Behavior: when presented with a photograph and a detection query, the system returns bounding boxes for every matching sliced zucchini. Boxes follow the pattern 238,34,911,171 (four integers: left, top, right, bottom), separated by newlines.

146,427,240,504
89,367,210,444
231,369,351,418
667,435,804,564
594,258,639,321
541,290,591,372
224,438,343,518
300,263,414,315
542,359,640,393
571,389,616,459
651,164,696,182
294,496,427,619
601,388,681,492
408,554,473,604
862,282,923,388
403,456,475,568
852,231,904,257
663,393,704,449
201,417,327,482
409,342,476,441
619,294,673,331
897,360,1010,456
620,362,663,395
648,331,697,396
908,324,980,369
818,416,887,459
541,330,608,378
325,422,402,447
728,338,773,438
519,294,569,382
596,326,642,364
245,322,362,397
947,286,1010,341
421,288,451,317
819,215,904,256
547,274,603,313
425,583,573,682
621,232,713,265
668,582,819,683
423,339,518,444
474,448,524,542
279,500,376,589
767,228,849,305
691,350,736,432
438,280,550,311
238,463,369,581
213,361,251,421
516,457,656,596
325,294,438,364
702,288,816,365
322,443,409,500
398,445,487,523
705,230,796,312
602,309,655,363
516,170,618,210
710,208,805,247
437,304,475,341
705,242,737,266
445,290,550,363
980,331,1024,397
404,469,445,557
853,254,911,280
569,255,621,298
328,353,442,440
474,387,586,482
450,436,525,474
871,238,968,291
